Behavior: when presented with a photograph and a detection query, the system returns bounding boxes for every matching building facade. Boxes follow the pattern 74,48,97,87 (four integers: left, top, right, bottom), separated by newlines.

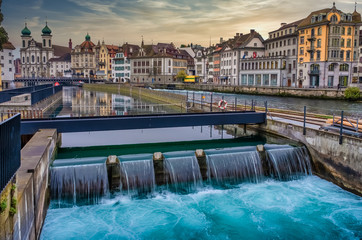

71,34,97,78
0,41,15,84
297,3,362,88
20,23,70,78
129,43,188,84
112,43,140,83
98,42,119,80
49,53,72,77
264,20,302,87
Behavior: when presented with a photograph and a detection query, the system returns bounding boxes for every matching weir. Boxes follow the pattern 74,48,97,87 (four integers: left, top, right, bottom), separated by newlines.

49,144,312,203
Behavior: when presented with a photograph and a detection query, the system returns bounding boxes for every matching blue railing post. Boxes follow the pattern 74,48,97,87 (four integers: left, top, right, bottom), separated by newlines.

303,106,306,135
339,111,344,145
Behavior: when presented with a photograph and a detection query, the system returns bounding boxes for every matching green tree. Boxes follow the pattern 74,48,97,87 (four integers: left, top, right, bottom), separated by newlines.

176,70,187,81
0,0,8,50
344,87,361,101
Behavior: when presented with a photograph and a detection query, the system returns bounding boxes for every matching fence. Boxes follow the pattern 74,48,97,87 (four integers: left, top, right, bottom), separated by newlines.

0,84,53,104
31,85,62,105
0,114,21,194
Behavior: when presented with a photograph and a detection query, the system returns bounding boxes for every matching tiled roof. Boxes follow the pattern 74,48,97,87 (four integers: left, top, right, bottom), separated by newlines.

53,45,71,57
298,8,333,28
2,41,15,50
79,39,96,51
48,52,71,62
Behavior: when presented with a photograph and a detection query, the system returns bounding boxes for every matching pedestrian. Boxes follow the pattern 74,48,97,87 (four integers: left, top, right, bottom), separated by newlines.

337,83,340,90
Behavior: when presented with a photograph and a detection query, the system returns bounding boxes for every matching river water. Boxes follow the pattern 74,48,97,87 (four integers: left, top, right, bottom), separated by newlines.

157,89,362,118
41,176,362,240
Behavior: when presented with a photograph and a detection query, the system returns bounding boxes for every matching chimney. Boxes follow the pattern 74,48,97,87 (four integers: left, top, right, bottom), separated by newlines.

69,39,72,49
236,33,240,37
281,23,287,27
250,29,255,34
220,37,223,43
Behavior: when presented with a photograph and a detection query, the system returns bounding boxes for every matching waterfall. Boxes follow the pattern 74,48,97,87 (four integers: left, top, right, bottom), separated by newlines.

119,154,156,196
50,162,109,206
163,151,203,193
265,145,312,180
205,146,263,185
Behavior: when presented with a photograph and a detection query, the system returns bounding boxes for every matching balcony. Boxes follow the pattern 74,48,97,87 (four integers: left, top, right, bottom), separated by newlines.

306,46,315,52
307,35,316,41
308,69,320,75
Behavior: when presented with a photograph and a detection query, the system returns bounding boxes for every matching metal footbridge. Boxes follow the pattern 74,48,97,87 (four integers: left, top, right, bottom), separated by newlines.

20,111,266,135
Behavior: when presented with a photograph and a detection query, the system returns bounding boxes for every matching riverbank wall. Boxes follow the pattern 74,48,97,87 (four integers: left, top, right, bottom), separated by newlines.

248,120,362,196
0,129,58,239
149,83,362,100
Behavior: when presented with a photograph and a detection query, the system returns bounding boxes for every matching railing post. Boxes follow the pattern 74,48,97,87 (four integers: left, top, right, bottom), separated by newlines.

201,95,203,110
265,101,268,125
234,97,237,111
303,106,306,135
339,111,344,145
251,100,254,111
192,92,195,107
210,93,213,112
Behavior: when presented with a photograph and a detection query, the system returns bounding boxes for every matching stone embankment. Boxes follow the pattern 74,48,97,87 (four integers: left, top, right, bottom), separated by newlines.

150,83,361,100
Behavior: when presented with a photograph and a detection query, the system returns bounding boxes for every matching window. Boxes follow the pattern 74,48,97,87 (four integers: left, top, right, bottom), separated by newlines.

316,51,321,60
263,74,269,85
8,60,11,64
340,50,344,59
347,39,351,47
340,64,348,71
346,51,350,60
318,27,322,35
330,14,337,23
300,47,304,55
317,39,321,48
22,40,25,48
248,74,254,85
9,68,12,72
49,40,51,47
43,39,46,47
341,39,345,47
347,27,351,35
31,55,35,62
300,36,304,44
342,27,345,35
22,57,25,63
292,49,296,56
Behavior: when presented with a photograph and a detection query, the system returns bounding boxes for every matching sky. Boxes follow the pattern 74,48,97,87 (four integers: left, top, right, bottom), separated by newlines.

1,0,360,55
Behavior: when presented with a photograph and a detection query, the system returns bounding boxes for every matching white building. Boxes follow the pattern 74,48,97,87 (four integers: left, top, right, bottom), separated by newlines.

111,44,139,83
49,53,72,77
0,41,15,83
20,22,71,78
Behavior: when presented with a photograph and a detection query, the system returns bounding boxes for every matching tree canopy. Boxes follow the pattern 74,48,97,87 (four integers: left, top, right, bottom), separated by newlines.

0,0,9,50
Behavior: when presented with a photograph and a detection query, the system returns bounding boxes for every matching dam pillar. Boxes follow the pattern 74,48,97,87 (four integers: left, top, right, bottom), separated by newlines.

153,152,165,186
196,149,208,181
106,155,120,191
257,144,269,176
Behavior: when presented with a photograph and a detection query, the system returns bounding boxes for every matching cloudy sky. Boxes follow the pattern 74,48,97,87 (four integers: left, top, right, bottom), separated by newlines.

2,0,359,52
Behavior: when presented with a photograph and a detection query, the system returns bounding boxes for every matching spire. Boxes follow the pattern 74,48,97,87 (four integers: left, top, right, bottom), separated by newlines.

85,32,91,41
355,2,357,12
141,35,144,47
41,20,52,35
21,20,31,36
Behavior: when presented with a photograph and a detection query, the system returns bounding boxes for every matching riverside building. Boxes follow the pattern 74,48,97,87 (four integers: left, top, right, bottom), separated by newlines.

297,3,362,88
20,22,70,78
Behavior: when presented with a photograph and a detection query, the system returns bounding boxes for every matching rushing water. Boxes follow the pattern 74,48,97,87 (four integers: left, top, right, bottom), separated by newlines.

41,176,362,240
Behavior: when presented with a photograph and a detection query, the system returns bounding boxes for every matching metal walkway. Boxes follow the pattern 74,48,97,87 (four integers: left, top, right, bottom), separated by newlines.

21,111,266,135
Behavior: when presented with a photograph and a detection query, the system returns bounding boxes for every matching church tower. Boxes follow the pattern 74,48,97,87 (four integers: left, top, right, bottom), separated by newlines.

21,22,31,48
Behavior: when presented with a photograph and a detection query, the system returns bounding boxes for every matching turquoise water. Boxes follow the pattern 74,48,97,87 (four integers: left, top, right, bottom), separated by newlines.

41,176,362,240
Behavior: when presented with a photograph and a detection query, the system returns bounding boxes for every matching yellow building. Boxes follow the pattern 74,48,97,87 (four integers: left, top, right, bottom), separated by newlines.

98,42,119,81
297,3,361,88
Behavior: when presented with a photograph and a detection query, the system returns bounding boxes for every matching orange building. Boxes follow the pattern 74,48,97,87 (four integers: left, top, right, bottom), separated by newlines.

297,3,361,88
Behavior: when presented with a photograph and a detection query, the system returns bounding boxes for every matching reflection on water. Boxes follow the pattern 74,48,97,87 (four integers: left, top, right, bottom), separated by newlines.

61,126,234,147
54,87,180,118
158,89,362,118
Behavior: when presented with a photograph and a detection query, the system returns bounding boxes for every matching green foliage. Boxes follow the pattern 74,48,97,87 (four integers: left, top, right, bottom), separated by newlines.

11,198,17,208
11,183,16,191
344,87,361,101
0,199,7,213
0,0,8,50
176,70,187,80
9,207,16,216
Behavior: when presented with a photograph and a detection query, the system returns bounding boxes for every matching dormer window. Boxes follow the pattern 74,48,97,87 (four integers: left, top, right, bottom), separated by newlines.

311,16,316,23
318,15,322,21
330,14,338,23
347,14,352,21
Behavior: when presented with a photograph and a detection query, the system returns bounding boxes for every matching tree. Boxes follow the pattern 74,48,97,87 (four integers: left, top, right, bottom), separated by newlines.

0,0,8,50
176,70,187,81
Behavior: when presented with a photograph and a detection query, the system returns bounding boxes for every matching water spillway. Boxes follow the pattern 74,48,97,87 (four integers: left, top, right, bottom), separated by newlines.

118,154,156,196
50,157,109,206
50,144,313,203
163,151,203,193
264,145,312,180
205,146,264,185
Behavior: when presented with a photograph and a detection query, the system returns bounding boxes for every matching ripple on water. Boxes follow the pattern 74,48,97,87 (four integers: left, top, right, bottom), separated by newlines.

41,176,362,240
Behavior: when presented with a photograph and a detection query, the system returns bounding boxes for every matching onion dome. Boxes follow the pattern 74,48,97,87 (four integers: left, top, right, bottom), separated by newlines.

42,22,52,35
21,23,31,36
85,33,91,41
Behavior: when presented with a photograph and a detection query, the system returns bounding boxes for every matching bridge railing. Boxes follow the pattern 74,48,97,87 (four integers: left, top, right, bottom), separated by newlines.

31,85,62,105
0,114,21,194
0,84,53,104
